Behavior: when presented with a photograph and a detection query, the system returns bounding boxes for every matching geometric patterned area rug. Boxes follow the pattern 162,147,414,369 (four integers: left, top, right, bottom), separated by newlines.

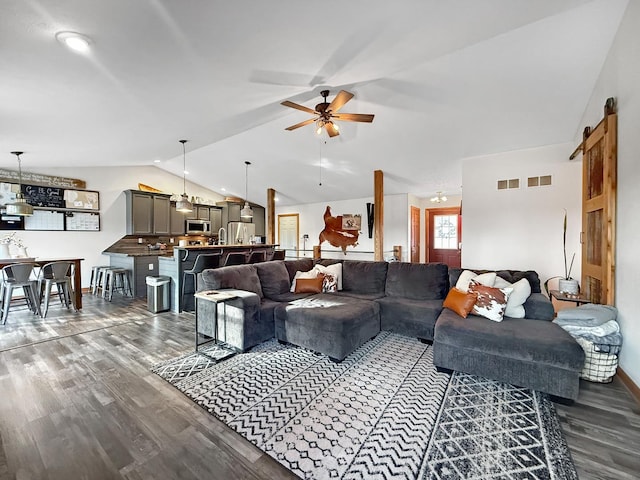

152,332,577,479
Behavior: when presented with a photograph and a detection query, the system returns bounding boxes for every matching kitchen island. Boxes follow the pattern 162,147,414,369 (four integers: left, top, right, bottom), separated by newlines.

159,244,278,312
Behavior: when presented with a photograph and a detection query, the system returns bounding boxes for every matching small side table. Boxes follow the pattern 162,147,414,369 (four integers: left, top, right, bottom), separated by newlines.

194,290,237,361
549,290,591,305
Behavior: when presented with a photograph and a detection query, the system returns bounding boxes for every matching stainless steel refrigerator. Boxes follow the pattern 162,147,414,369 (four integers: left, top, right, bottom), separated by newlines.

227,221,256,245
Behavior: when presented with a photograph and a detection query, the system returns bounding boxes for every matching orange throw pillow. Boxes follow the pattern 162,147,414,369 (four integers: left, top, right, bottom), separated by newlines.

294,274,325,293
443,287,478,318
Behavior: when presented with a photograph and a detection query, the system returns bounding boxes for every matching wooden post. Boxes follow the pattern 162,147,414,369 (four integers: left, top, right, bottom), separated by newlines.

313,245,321,260
267,188,276,245
374,170,384,261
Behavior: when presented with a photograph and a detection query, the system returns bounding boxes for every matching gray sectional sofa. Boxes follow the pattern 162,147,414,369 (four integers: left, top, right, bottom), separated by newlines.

197,259,585,401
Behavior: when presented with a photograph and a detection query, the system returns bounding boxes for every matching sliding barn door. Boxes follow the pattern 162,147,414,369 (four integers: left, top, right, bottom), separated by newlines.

581,99,617,305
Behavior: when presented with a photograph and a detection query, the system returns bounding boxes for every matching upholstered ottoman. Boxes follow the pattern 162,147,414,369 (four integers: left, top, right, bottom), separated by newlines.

275,294,381,362
433,308,585,401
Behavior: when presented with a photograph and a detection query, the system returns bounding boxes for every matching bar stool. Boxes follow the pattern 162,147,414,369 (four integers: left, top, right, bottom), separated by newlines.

223,252,247,267
38,261,76,318
93,266,112,296
247,250,266,264
271,249,286,261
89,265,110,294
1,262,40,324
182,254,221,311
102,268,132,301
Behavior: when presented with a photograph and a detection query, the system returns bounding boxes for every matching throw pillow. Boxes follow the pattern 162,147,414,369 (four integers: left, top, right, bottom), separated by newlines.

294,274,325,293
468,279,513,322
321,273,338,293
443,288,478,318
290,269,320,292
502,278,531,318
455,270,497,292
313,263,343,290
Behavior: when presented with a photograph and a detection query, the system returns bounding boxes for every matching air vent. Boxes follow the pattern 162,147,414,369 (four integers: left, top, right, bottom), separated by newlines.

527,175,552,187
498,178,519,190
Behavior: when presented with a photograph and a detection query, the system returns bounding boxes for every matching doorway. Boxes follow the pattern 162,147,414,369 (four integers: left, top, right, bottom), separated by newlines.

278,214,299,258
426,207,461,267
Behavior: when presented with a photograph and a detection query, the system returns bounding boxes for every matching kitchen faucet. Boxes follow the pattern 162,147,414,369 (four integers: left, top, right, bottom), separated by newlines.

218,227,226,245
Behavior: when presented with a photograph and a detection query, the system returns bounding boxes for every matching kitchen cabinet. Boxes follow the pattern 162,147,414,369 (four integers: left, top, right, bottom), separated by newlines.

196,206,210,221
170,203,186,235
125,190,171,235
210,207,222,233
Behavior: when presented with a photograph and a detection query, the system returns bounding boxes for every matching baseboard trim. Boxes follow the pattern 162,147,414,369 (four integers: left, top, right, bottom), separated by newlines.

617,367,640,405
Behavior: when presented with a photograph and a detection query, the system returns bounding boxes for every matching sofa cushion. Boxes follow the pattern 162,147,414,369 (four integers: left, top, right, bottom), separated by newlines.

199,264,263,298
254,261,290,299
384,262,449,300
377,297,443,341
342,260,388,295
443,287,477,318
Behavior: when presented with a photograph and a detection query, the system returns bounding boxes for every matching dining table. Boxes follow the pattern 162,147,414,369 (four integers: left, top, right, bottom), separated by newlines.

0,257,85,309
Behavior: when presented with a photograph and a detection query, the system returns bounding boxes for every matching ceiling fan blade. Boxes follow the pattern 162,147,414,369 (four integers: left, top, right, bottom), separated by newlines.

285,118,317,131
281,100,318,115
325,122,340,137
332,113,375,123
327,90,354,113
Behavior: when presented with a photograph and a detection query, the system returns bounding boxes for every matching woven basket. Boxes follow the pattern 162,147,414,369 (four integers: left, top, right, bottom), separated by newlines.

576,337,618,383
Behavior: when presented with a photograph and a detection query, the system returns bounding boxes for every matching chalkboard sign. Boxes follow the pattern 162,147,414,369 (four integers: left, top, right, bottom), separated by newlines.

21,184,65,208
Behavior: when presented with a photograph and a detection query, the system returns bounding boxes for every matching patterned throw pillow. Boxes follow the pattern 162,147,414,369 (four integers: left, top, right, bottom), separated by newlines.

468,279,513,322
322,273,338,293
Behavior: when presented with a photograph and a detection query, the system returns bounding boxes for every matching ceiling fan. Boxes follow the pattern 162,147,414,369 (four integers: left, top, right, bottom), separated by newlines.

281,90,374,137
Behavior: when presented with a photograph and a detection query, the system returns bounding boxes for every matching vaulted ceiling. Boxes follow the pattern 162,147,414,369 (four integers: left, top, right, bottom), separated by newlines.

1,0,628,206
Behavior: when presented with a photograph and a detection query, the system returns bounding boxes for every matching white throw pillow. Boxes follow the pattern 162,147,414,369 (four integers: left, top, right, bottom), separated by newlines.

456,270,496,292
503,278,531,318
313,263,343,291
290,270,320,292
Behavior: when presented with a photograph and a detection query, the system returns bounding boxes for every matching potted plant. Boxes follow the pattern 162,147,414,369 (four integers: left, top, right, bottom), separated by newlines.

549,210,579,295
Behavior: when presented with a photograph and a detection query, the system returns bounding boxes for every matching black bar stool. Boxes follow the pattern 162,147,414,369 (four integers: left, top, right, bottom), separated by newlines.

182,253,222,310
247,251,266,264
223,252,247,267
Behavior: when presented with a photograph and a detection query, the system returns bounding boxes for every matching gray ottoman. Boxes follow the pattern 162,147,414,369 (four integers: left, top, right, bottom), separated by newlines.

275,293,381,362
433,308,585,401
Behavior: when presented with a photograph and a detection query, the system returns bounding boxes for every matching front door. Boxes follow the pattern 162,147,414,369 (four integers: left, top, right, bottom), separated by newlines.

426,207,461,267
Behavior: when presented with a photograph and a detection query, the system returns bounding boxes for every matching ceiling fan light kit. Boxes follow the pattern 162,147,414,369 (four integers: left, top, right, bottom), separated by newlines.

282,89,374,137
175,139,193,213
6,151,34,216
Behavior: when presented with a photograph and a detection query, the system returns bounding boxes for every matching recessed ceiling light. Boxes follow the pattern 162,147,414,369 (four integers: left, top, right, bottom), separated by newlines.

153,159,161,163
56,31,92,53
183,170,189,175
221,188,226,192
275,196,279,202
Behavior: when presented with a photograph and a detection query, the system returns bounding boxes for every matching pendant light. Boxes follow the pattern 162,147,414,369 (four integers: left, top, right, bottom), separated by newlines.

240,161,253,219
175,139,193,213
6,151,33,216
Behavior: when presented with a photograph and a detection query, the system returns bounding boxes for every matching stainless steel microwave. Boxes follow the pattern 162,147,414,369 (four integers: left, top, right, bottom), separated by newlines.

185,219,212,235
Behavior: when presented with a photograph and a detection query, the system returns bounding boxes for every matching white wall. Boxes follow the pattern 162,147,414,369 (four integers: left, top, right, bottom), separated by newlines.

461,143,582,286
275,194,408,261
9,165,224,288
577,1,640,386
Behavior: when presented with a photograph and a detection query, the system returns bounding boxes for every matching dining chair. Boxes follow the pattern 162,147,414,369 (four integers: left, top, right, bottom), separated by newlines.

1,263,40,324
38,261,76,318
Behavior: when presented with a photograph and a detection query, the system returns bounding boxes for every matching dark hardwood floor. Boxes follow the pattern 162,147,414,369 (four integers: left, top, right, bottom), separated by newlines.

0,294,638,479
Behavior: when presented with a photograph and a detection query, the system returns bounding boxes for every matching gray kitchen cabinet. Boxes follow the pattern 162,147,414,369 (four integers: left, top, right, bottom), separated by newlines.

210,207,222,233
170,202,186,235
153,196,170,234
125,190,171,235
196,206,210,221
